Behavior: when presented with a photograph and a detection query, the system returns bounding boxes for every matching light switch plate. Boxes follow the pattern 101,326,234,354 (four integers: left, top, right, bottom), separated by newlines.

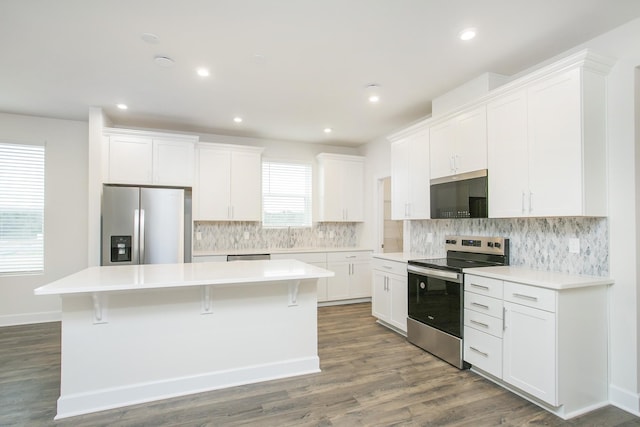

569,238,580,254
196,232,202,241
243,231,250,240
427,233,433,243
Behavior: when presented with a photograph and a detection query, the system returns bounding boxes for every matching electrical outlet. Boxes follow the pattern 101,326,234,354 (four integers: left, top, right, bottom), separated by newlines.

318,231,324,239
427,233,433,243
195,232,202,241
243,231,250,240
329,231,335,239
569,238,580,254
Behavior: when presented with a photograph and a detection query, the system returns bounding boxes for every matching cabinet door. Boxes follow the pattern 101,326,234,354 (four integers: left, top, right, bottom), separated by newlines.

430,119,457,179
343,159,364,221
390,138,410,219
349,259,371,298
388,273,408,332
456,106,487,174
407,130,430,219
487,90,529,218
229,150,262,221
326,261,350,300
194,147,231,220
372,270,391,321
319,158,345,221
503,301,557,405
154,139,195,186
108,135,153,185
527,69,582,216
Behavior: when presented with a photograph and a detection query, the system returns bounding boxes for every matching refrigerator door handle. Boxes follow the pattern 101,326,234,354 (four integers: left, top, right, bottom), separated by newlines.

140,209,146,264
133,209,140,264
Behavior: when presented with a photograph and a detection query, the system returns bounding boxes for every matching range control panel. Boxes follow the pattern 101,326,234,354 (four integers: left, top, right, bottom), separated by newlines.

444,235,508,256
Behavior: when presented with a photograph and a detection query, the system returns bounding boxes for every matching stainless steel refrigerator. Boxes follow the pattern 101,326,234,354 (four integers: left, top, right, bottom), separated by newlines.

101,185,191,266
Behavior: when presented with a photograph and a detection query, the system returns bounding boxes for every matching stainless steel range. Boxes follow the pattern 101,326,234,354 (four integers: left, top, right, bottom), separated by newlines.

407,236,509,369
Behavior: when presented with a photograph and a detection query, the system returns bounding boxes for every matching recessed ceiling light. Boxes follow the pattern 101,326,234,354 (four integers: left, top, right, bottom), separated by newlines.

324,128,332,134
366,84,381,103
234,117,243,123
141,33,160,44
154,56,175,67
459,28,477,41
117,104,128,110
196,67,210,77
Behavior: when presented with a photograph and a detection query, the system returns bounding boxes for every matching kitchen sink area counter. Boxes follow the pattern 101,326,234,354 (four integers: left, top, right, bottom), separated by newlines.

34,260,333,420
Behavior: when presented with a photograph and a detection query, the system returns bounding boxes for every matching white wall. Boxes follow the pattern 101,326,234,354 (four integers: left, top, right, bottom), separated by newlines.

0,112,88,326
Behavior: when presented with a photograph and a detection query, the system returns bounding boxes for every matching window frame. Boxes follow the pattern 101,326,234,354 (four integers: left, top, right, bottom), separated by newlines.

261,159,313,228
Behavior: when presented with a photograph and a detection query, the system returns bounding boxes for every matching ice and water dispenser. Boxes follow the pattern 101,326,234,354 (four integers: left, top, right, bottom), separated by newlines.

110,235,132,262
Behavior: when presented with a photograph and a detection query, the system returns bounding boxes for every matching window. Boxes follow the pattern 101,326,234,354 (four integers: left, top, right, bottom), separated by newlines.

262,160,312,227
0,142,45,274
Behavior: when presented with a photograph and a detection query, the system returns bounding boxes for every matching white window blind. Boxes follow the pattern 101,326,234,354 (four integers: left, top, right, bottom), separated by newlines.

262,161,312,227
0,142,45,274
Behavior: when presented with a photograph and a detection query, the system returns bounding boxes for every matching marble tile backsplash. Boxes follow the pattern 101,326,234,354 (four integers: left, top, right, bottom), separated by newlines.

194,222,358,251
410,217,609,276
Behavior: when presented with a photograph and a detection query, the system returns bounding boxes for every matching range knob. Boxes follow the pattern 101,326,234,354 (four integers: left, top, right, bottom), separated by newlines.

446,239,457,245
494,242,501,249
487,242,494,248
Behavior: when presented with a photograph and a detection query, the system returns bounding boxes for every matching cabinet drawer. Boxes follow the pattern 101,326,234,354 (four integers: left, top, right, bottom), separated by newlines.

464,292,503,318
464,309,503,338
327,251,372,262
464,326,503,378
372,258,407,276
504,281,556,312
465,275,503,299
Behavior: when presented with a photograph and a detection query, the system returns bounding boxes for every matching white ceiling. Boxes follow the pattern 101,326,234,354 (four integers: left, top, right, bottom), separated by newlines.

2,0,640,146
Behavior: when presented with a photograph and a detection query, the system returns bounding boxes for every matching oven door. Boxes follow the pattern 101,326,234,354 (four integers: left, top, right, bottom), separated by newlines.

407,265,464,338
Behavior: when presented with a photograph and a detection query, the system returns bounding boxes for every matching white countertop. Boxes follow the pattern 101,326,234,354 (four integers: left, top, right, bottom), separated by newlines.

464,266,613,290
193,247,372,257
372,252,442,263
34,260,334,296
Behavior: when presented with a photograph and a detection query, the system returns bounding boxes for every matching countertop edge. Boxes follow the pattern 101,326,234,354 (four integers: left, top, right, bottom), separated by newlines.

463,266,613,290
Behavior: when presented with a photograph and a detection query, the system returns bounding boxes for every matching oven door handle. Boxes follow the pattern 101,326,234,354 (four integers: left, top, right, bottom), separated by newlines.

407,265,463,283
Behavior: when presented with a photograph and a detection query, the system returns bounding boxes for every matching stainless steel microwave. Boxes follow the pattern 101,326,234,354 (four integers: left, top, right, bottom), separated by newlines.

430,170,488,219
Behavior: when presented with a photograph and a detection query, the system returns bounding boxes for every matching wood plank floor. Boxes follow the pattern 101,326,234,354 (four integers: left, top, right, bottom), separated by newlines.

1,303,639,426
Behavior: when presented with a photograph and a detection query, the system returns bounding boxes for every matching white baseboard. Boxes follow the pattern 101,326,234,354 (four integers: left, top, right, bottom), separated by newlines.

610,384,640,416
55,356,320,420
0,310,61,327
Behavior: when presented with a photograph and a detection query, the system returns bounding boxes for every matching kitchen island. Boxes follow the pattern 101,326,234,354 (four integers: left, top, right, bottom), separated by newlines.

34,259,333,420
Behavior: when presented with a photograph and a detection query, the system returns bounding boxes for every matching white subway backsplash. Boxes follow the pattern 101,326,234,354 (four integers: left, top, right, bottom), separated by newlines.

194,222,358,251
410,217,608,276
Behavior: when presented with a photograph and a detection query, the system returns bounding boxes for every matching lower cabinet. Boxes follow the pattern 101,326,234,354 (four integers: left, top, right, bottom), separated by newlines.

371,257,408,333
326,251,372,301
463,273,608,419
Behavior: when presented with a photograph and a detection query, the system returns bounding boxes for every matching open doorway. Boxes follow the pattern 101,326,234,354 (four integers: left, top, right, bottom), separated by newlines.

379,177,403,252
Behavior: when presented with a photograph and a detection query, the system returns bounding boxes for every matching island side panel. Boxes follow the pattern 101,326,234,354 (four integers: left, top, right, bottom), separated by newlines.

56,279,319,419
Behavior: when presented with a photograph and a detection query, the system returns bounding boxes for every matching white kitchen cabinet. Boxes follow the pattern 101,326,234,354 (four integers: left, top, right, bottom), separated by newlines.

429,106,487,180
317,153,364,222
389,128,430,219
271,252,329,302
326,251,372,301
488,65,608,217
503,300,556,405
372,257,408,333
194,143,263,221
104,130,196,187
463,272,609,419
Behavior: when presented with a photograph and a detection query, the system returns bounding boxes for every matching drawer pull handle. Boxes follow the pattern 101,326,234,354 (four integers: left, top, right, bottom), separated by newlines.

346,256,357,259
471,302,489,310
513,293,538,302
470,283,490,291
383,266,393,270
469,346,489,358
470,319,489,328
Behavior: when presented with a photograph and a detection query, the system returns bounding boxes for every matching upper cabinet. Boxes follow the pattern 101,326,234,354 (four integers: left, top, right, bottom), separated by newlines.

194,143,264,221
104,129,197,187
488,61,609,217
430,106,487,180
317,153,364,222
389,127,430,220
